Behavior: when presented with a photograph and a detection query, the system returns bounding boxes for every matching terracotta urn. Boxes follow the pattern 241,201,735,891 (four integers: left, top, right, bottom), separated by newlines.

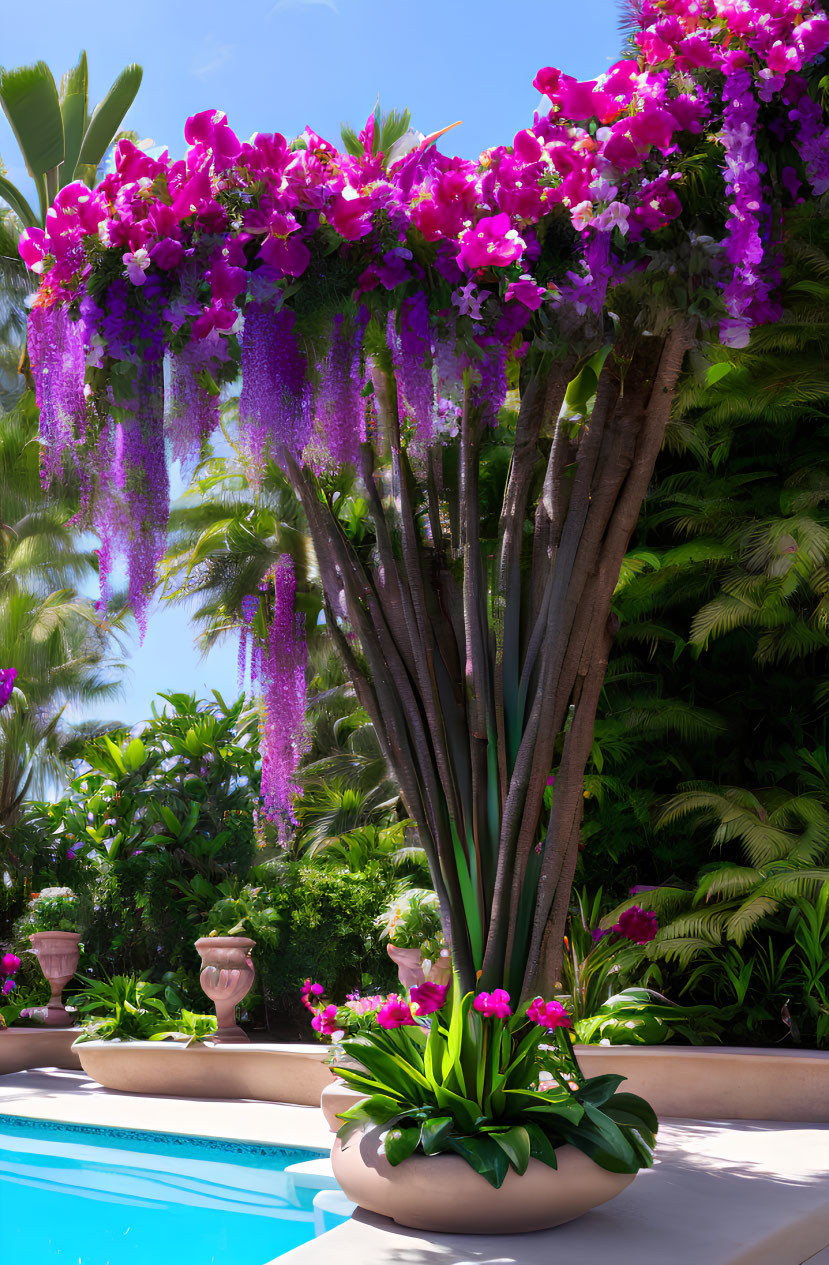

29,931,80,1027
386,944,452,990
195,936,255,1044
330,1124,636,1234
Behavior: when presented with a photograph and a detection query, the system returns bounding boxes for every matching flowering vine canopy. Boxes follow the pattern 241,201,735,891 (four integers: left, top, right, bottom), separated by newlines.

19,0,829,829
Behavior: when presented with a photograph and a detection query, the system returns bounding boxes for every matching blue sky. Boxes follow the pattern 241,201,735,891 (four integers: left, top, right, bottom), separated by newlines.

2,0,624,724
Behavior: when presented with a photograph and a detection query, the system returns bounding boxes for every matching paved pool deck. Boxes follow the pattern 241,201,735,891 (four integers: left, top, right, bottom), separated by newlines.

0,1067,827,1265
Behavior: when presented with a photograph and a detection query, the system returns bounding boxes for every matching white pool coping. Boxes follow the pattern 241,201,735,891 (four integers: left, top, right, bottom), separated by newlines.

1,1067,827,1265
0,1066,330,1151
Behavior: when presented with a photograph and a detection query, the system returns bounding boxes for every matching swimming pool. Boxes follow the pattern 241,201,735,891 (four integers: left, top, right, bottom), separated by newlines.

0,1114,332,1264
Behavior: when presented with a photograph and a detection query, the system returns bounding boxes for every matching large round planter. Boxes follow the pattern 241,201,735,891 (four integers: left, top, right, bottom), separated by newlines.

0,1026,82,1073
28,931,80,1027
321,1077,365,1131
572,1044,829,1123
330,1125,635,1233
76,1040,335,1106
194,936,255,1044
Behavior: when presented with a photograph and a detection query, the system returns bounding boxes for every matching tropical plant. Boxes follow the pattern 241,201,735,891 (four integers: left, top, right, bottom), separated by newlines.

332,978,657,1188
0,53,142,228
376,888,444,951
25,887,79,932
18,2,827,1009
72,973,216,1043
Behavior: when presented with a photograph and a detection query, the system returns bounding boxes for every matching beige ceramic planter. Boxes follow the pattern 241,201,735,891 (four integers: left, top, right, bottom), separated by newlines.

194,936,255,1043
0,1025,81,1073
28,931,80,1026
76,1039,335,1106
572,1044,829,1123
331,1125,635,1233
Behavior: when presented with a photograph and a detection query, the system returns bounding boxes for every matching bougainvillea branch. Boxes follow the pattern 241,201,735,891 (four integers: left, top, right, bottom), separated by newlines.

19,0,829,993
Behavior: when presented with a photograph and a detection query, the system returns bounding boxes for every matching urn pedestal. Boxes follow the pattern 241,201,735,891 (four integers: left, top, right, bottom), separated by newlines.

28,931,80,1027
195,936,255,1044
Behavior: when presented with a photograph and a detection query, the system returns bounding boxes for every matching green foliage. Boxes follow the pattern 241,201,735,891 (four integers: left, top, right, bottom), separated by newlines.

259,861,397,1015
336,983,657,1187
72,974,217,1044
0,54,142,224
376,887,444,950
25,888,79,932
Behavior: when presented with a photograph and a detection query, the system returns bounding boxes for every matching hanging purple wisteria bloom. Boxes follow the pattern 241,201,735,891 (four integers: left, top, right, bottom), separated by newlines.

240,305,312,467
27,305,87,489
165,346,222,473
386,293,435,446
94,363,169,635
252,557,308,837
313,310,369,467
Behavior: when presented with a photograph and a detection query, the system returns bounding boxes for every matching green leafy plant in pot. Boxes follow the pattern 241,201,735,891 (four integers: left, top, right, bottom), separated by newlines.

316,977,656,1233
26,889,81,1027
377,889,449,990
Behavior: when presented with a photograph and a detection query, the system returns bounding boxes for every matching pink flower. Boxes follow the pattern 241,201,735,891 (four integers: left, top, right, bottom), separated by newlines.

505,277,547,309
613,906,658,944
376,996,416,1028
2,953,20,975
149,238,184,270
527,997,571,1031
123,248,150,285
410,982,448,1016
457,213,525,271
184,109,242,171
301,978,325,1011
2,979,15,996
311,1004,343,1037
18,227,46,274
473,989,512,1019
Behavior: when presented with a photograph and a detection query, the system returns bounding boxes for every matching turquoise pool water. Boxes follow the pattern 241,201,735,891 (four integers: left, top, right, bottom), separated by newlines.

0,1114,326,1264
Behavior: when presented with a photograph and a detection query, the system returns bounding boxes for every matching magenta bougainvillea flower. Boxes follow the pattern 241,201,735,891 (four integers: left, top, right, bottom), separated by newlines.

376,996,417,1028
613,906,659,945
473,988,513,1019
0,669,17,710
1,954,20,975
456,213,526,271
526,997,571,1030
410,982,448,1016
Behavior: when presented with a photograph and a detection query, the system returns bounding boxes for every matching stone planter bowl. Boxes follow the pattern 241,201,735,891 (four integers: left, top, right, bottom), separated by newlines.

194,936,255,1043
330,1125,635,1234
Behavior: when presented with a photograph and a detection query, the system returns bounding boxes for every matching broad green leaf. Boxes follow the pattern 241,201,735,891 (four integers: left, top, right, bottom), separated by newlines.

59,51,88,187
350,1094,401,1124
123,737,146,772
384,1125,419,1166
158,805,181,837
0,62,64,182
706,361,733,386
576,1073,627,1106
448,1135,509,1189
492,1125,530,1175
433,1084,479,1133
603,1092,659,1135
77,64,142,170
102,735,127,774
524,1122,558,1169
0,174,39,226
420,1116,453,1155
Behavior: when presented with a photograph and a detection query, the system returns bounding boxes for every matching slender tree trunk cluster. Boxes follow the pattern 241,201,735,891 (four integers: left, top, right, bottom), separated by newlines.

284,318,697,998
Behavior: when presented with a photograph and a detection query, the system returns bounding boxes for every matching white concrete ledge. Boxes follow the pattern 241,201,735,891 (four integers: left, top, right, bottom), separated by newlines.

275,1119,829,1265
573,1044,829,1122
